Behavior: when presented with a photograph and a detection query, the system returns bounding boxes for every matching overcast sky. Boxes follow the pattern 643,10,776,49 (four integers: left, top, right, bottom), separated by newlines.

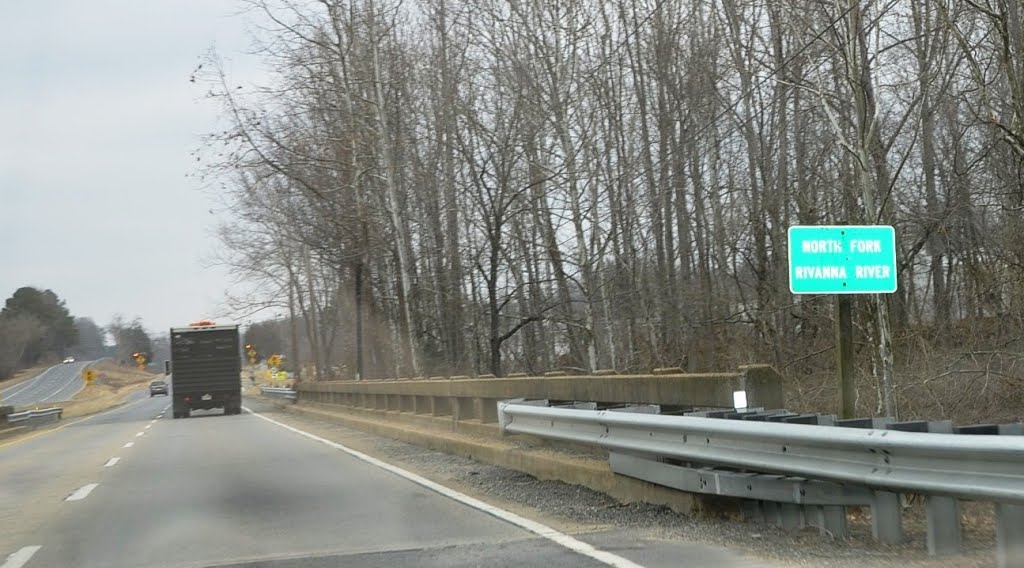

0,1,266,336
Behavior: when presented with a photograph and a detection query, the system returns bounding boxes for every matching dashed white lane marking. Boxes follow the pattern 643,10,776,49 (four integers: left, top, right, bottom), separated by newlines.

244,407,645,568
123,442,134,448
135,432,144,437
104,457,120,467
145,424,152,429
1,545,41,568
65,483,99,502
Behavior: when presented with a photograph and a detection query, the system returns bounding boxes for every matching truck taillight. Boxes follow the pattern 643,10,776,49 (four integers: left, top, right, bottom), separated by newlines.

184,395,191,402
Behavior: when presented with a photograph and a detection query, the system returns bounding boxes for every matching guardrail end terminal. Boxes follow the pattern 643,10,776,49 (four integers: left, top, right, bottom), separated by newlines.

496,400,514,434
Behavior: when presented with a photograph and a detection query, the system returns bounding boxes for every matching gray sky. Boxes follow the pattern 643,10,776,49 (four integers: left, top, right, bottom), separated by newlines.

0,1,265,336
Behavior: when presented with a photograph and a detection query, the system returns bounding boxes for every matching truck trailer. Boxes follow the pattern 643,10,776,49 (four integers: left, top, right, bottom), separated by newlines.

169,323,242,418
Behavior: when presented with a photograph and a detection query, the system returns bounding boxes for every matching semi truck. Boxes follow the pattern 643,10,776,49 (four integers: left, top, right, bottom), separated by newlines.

169,322,242,418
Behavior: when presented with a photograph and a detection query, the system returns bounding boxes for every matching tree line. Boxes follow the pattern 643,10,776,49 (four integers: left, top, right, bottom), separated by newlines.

204,0,1024,421
0,286,158,379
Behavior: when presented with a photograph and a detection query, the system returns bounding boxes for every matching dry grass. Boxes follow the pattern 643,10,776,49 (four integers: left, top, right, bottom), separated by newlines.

58,361,159,419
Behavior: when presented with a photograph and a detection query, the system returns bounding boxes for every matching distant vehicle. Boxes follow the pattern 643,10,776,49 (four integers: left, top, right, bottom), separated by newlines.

63,357,75,364
149,379,169,397
169,323,242,418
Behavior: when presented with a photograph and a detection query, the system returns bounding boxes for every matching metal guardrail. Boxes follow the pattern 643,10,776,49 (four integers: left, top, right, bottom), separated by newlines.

498,403,1024,503
260,387,297,400
498,401,1024,566
6,407,63,426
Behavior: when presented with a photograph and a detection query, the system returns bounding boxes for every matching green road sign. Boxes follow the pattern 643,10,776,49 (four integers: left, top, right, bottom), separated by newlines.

788,225,897,294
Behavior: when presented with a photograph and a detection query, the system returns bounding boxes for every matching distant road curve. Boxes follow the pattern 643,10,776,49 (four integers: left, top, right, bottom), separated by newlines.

1,361,96,407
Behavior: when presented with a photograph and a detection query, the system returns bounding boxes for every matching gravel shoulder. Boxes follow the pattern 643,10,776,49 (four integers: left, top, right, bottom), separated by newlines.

247,398,999,568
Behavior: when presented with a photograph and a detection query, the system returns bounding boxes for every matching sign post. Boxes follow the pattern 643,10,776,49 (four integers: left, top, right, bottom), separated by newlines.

788,225,897,418
835,296,855,418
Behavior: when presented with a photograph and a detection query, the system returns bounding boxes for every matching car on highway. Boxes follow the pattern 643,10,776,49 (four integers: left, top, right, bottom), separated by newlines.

63,356,75,364
149,379,169,397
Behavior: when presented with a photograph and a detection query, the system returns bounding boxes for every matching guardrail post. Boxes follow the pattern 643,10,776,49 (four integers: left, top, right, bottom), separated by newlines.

779,503,804,530
741,500,764,523
926,496,961,556
885,420,961,555
997,503,1024,568
761,501,782,526
925,421,961,556
808,505,848,538
871,491,904,544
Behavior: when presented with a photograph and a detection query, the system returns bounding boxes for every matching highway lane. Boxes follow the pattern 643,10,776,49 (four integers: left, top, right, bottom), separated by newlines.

0,389,162,561
0,361,92,407
1,396,769,568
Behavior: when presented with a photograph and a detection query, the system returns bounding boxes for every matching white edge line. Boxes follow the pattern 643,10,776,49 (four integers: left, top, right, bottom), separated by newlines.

56,361,92,402
104,457,120,467
39,361,91,403
242,406,645,568
1,545,42,568
65,483,99,502
0,364,57,398
123,442,134,448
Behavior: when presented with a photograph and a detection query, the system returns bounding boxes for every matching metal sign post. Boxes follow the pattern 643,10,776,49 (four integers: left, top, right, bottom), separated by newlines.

788,225,897,418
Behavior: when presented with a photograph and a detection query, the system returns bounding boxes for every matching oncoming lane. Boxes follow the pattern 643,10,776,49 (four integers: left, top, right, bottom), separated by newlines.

0,361,92,407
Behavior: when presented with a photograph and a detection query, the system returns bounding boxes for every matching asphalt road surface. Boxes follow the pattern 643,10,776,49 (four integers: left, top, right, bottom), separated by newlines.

0,395,771,568
0,361,92,407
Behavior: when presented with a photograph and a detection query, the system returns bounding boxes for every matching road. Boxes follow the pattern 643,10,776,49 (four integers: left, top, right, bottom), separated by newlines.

0,395,771,568
0,361,92,407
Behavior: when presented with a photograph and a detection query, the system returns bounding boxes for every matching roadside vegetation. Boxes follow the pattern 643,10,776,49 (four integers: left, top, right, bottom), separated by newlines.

204,0,1024,424
58,360,157,419
0,286,161,383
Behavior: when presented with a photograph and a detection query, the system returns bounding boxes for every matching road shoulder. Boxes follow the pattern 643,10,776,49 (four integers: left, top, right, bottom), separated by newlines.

243,397,786,568
246,396,997,568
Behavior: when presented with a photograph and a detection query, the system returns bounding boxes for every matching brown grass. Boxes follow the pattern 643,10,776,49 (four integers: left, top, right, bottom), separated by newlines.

58,361,158,419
